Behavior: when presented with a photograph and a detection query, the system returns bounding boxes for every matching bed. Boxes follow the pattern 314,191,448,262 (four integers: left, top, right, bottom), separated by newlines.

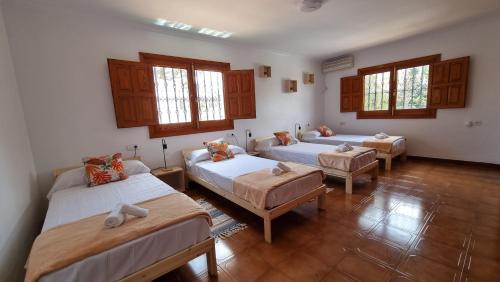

182,149,326,243
28,159,216,282
301,132,406,171
255,139,379,194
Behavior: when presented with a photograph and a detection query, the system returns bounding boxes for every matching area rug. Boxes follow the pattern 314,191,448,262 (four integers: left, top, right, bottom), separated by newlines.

196,198,247,240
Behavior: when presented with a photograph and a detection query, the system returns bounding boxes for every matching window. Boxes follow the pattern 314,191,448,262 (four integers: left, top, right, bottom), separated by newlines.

141,53,234,137
357,54,440,119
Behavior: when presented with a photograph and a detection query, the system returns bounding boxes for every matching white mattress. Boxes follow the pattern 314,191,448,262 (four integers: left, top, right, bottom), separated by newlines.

187,154,322,209
302,134,406,154
40,173,211,282
259,142,376,172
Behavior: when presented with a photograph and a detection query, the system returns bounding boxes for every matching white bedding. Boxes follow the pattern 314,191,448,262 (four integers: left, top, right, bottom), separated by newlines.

302,134,406,155
259,142,376,172
41,173,211,282
187,154,321,209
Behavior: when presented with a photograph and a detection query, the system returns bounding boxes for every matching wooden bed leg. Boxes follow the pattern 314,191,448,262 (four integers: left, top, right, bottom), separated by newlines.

371,166,379,180
400,152,407,161
318,192,326,210
346,174,353,194
206,242,218,277
263,216,272,243
385,157,392,171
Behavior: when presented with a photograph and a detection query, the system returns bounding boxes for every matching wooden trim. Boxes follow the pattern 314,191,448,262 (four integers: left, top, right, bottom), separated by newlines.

357,54,441,75
182,148,326,243
406,156,500,169
149,121,234,138
119,237,217,282
139,52,230,71
52,157,142,178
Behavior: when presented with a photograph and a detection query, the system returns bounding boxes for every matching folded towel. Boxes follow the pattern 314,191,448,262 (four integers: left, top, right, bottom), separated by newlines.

104,204,126,228
277,162,292,172
272,167,283,176
375,132,389,139
335,143,353,152
120,203,149,218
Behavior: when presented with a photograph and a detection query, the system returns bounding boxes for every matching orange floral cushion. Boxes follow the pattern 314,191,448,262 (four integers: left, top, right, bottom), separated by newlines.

204,140,234,162
273,131,295,146
318,125,334,137
83,153,128,187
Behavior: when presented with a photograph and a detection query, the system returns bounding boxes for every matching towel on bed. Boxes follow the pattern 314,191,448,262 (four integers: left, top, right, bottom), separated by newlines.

318,146,375,171
363,136,404,154
25,193,212,282
233,162,323,209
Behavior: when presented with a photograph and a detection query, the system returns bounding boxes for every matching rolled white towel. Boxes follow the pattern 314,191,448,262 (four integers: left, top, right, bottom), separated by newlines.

345,143,354,150
104,204,126,228
336,143,353,152
121,203,149,218
375,132,389,139
277,162,292,172
272,167,283,176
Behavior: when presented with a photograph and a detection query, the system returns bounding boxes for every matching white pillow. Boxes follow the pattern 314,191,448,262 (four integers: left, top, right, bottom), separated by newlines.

186,148,211,167
229,145,247,155
47,167,86,199
254,136,280,152
124,160,151,176
302,130,321,140
47,159,151,200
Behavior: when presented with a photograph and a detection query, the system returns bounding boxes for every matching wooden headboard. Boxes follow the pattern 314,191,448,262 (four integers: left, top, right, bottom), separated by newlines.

52,156,141,178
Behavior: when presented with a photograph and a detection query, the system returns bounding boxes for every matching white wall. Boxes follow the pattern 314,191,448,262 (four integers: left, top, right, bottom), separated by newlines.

323,13,500,164
3,2,324,196
0,4,40,282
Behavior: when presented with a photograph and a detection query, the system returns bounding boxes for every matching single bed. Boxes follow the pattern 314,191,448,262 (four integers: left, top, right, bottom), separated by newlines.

255,139,379,194
31,160,216,282
182,149,326,243
301,133,406,170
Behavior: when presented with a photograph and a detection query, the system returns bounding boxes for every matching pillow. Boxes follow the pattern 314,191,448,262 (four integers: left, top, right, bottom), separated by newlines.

185,148,211,167
318,125,334,137
229,145,246,155
47,167,86,199
83,153,128,187
204,140,234,162
124,160,151,176
254,137,280,152
302,130,321,140
273,131,297,146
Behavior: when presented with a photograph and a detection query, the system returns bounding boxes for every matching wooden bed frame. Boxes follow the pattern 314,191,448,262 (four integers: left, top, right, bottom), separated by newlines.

377,150,407,171
51,157,218,280
314,160,379,194
182,148,327,243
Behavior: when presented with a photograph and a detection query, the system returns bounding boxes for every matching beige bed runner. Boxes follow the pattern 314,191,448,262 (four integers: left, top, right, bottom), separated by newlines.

233,162,324,210
362,136,404,154
318,146,375,171
25,193,212,282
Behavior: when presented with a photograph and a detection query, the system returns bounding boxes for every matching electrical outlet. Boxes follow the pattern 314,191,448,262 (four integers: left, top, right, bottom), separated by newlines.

226,133,235,137
126,145,139,151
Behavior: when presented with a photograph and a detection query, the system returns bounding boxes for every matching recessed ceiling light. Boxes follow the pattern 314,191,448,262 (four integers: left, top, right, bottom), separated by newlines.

198,28,233,38
155,18,192,31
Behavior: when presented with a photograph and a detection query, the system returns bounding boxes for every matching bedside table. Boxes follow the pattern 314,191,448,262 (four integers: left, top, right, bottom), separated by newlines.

151,167,185,192
247,151,260,157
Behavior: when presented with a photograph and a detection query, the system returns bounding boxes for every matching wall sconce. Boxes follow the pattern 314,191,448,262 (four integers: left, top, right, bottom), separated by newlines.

294,123,302,138
245,129,252,152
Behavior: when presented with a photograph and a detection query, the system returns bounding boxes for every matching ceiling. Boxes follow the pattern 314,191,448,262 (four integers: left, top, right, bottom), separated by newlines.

12,0,500,58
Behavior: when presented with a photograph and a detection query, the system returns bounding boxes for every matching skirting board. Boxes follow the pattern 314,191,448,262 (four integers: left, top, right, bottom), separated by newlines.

406,156,500,169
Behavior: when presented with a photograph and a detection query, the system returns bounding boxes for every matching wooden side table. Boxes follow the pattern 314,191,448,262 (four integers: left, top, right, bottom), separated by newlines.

151,166,185,192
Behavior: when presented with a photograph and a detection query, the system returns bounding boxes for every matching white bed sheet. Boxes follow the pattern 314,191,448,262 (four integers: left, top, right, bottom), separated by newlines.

302,134,406,154
187,154,322,209
40,173,211,282
259,142,376,172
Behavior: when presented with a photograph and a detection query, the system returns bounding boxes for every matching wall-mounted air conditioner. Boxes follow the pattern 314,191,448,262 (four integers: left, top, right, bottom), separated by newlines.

322,54,354,73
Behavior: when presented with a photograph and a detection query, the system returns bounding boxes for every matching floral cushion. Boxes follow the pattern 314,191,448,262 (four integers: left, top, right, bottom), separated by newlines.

83,153,128,187
273,131,296,146
318,125,334,137
204,140,234,162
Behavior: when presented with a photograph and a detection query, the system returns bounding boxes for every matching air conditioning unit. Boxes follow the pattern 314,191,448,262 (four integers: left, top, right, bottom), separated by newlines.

322,55,354,73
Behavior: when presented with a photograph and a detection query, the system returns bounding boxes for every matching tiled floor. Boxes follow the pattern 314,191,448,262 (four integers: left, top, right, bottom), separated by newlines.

157,158,500,282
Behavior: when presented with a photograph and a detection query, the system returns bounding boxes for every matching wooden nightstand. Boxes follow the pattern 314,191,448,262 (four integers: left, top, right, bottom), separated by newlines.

247,151,260,157
151,167,185,192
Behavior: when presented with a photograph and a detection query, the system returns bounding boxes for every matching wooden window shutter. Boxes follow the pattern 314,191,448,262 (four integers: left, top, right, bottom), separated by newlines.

223,69,256,119
428,56,469,109
340,75,363,112
107,59,159,128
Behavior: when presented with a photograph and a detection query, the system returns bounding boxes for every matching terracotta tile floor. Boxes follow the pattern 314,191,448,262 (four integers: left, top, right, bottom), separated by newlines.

157,159,500,282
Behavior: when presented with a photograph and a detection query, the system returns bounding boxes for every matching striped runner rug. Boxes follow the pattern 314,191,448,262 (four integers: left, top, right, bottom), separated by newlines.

196,198,247,240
